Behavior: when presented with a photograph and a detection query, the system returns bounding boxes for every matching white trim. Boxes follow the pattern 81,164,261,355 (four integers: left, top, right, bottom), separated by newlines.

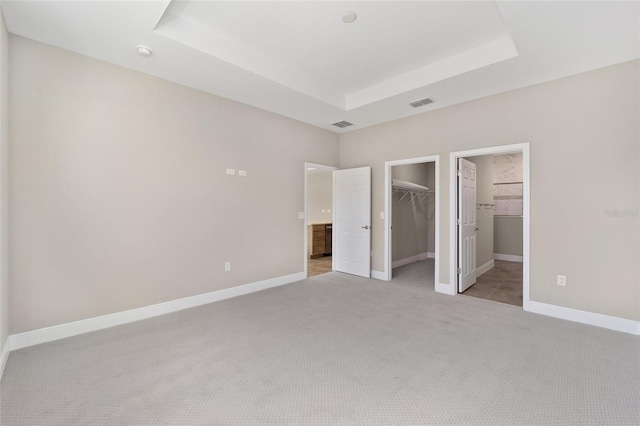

529,301,640,335
493,253,523,263
476,259,495,277
435,282,455,295
371,270,386,280
0,339,10,380
9,272,306,351
450,143,530,310
304,162,338,278
427,251,435,259
392,251,432,269
384,155,440,288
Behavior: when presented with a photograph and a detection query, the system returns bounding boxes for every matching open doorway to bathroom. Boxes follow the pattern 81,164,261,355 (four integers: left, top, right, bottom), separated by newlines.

384,155,439,289
304,163,338,278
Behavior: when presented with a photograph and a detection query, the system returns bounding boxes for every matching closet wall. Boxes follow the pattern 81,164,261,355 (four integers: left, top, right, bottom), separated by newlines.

493,153,524,259
391,163,435,265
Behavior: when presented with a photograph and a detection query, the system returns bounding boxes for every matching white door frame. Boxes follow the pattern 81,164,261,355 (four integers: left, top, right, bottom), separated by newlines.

449,143,530,311
304,162,339,278
384,155,440,286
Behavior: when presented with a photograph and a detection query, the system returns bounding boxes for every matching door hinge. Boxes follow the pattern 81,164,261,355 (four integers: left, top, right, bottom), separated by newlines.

457,267,462,274
457,218,461,226
457,169,462,176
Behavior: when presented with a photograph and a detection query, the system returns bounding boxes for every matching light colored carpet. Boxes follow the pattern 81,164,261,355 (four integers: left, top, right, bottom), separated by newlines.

1,260,639,425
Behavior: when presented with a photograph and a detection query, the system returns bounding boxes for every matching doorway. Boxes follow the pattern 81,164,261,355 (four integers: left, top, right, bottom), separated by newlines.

449,143,530,310
384,155,440,288
304,163,338,278
456,153,524,306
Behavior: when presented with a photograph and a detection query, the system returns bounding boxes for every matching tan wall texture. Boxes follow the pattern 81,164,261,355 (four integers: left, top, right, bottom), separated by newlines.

0,10,9,352
9,36,339,333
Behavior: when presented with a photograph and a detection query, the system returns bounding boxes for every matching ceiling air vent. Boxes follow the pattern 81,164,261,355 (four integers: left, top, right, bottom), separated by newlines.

332,120,353,128
409,97,435,108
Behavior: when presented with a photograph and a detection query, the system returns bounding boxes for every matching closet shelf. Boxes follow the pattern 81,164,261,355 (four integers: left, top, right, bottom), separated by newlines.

392,179,433,204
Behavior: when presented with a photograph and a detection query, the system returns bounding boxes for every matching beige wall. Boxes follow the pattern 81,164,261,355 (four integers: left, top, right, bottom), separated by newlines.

9,36,339,333
0,11,8,353
391,163,435,262
340,60,640,321
306,172,333,224
465,155,494,269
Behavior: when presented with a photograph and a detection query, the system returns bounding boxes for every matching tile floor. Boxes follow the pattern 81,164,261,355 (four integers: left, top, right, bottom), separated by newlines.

308,256,332,277
461,260,523,306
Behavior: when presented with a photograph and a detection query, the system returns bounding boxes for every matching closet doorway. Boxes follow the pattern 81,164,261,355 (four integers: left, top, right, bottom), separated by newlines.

384,156,440,288
455,153,524,306
304,163,338,278
449,143,530,310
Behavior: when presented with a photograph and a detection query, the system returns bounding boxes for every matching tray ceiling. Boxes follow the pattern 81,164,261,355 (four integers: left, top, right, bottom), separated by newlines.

2,1,639,133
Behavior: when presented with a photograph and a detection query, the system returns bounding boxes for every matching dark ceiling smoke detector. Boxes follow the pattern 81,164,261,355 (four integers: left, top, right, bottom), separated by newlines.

332,121,353,128
409,97,435,108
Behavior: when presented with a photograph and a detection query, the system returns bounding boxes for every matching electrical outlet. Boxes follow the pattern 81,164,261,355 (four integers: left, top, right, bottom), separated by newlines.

557,275,566,286
225,262,231,272
298,212,305,220
380,212,385,220
239,170,247,176
226,169,235,175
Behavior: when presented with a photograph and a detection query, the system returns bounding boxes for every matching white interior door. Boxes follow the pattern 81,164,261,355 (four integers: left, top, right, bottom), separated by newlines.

458,158,477,292
333,167,371,278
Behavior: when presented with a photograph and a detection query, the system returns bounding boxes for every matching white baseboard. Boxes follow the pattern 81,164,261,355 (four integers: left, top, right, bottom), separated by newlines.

0,338,9,381
9,272,306,351
392,251,432,269
435,282,455,295
528,301,640,335
427,252,436,259
371,270,386,281
476,259,495,276
494,253,523,262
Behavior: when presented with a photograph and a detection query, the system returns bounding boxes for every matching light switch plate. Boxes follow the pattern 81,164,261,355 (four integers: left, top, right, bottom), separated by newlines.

380,212,385,219
226,169,235,175
557,275,566,286
298,212,305,220
239,170,247,176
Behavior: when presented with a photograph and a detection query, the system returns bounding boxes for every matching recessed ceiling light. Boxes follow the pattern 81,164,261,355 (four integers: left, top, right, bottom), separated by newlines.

136,45,153,57
342,11,357,23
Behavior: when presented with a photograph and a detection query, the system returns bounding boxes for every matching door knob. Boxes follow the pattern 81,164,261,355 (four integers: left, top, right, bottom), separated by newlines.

474,227,479,231
361,225,370,230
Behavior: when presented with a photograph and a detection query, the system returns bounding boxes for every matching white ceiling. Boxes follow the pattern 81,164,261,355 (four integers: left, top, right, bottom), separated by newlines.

2,1,639,133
